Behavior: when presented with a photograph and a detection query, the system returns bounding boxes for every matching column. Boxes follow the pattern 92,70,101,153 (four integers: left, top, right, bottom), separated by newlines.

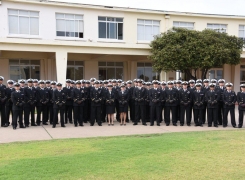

233,64,240,93
55,51,67,85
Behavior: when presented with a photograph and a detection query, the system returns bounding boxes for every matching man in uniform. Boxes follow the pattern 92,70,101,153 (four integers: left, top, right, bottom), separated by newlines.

90,80,103,126
164,81,179,126
237,84,245,128
11,82,25,130
63,79,73,124
126,80,133,122
133,79,147,126
4,80,14,127
223,82,236,128
52,83,66,128
179,81,192,126
84,80,91,123
216,79,226,125
202,79,210,124
193,83,205,126
149,80,162,126
205,83,220,127
49,81,56,125
0,76,7,127
24,79,37,127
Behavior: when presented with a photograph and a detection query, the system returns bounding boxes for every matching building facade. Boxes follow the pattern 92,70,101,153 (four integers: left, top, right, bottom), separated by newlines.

0,0,245,92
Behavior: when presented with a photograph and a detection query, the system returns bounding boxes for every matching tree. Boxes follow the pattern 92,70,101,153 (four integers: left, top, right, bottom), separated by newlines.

149,27,244,80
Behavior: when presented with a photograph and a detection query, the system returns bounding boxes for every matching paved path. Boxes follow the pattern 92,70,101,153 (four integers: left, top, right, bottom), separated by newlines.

0,107,243,144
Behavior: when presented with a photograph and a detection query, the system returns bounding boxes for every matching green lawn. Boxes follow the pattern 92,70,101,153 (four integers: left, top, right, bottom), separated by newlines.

1,130,245,180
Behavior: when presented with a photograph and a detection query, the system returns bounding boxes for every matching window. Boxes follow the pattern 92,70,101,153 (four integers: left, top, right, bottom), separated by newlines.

173,21,194,30
137,19,160,41
56,13,84,38
8,9,39,35
207,24,227,33
9,60,40,81
98,62,123,80
137,62,159,81
239,25,245,43
66,61,84,80
208,68,223,80
240,65,245,84
98,17,123,40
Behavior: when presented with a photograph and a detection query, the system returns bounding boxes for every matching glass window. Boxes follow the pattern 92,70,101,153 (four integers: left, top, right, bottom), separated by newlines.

240,65,245,83
207,24,227,33
9,59,40,81
173,21,194,30
56,13,84,38
66,61,84,80
98,16,123,40
208,69,223,80
239,25,245,43
137,19,160,41
137,62,159,81
8,9,39,35
98,61,123,80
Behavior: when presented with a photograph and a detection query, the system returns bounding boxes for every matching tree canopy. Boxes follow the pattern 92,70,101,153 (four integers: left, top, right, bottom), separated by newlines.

149,27,244,80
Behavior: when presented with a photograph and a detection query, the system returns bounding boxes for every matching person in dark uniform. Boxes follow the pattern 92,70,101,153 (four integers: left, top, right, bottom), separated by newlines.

216,79,226,125
71,80,86,127
160,81,167,123
117,84,129,126
101,80,108,123
179,81,192,126
84,80,91,123
0,76,7,127
63,79,73,124
49,81,56,125
149,80,162,126
188,79,196,122
164,81,179,126
23,79,37,127
205,83,220,127
19,79,25,92
145,82,151,122
52,83,66,128
90,81,103,126
193,83,205,126
4,80,14,127
11,82,25,130
126,80,133,122
112,80,120,121
36,80,49,126
133,79,147,126
202,79,210,124
175,80,182,121
105,84,116,126
237,84,245,128
45,80,52,123
223,82,236,128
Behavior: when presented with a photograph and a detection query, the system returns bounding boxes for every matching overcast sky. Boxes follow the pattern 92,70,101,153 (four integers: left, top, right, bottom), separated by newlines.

52,0,245,16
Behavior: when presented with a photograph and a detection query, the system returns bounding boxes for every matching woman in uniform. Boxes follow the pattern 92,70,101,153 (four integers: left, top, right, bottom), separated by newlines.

117,84,129,126
105,84,116,126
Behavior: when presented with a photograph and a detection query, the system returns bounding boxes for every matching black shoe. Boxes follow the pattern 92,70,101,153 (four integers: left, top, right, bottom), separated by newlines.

61,125,66,127
214,125,218,128
25,125,29,127
69,121,73,124
166,124,170,126
133,123,138,125
43,123,48,125
208,125,212,127
79,124,84,126
233,125,237,128
52,126,56,128
150,124,154,126
3,124,9,127
180,124,184,126
143,123,147,126
90,124,94,126
37,123,40,126
223,125,227,128
173,124,177,126
98,124,102,126
74,124,78,127
187,124,191,126
19,125,26,128
157,124,160,126
13,126,16,130
238,125,242,128
31,123,37,126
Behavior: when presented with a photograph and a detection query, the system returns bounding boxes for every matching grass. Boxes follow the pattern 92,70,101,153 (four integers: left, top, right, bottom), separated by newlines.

1,130,245,180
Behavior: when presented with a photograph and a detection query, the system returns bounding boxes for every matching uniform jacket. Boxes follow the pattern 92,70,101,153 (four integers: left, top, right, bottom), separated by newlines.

192,90,205,109
11,90,25,110
205,90,220,108
71,87,87,106
222,90,237,108
53,89,66,109
149,88,162,106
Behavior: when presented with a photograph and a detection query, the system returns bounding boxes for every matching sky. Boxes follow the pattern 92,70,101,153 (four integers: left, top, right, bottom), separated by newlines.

52,0,245,16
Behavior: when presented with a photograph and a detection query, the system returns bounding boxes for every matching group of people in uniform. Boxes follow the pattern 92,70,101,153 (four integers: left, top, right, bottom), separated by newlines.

0,75,245,130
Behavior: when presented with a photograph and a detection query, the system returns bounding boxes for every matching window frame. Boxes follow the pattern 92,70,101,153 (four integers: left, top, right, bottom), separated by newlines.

98,61,124,80
8,9,40,36
173,21,195,30
137,62,160,81
137,19,160,42
239,25,245,43
66,61,84,80
207,23,227,33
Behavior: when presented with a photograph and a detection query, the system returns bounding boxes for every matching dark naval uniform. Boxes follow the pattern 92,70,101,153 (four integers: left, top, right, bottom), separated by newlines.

223,90,236,127
127,86,135,121
52,89,66,127
11,90,25,129
63,86,73,124
133,86,147,125
201,86,209,124
149,88,162,126
193,89,205,126
179,88,192,126
237,91,245,128
117,90,129,113
5,87,14,126
24,86,37,126
0,84,7,127
216,86,226,125
36,88,49,125
90,87,103,126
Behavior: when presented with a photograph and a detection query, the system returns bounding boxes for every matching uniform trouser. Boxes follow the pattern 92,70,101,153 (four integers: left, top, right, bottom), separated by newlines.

36,106,47,124
115,100,120,120
49,104,54,123
194,109,203,125
24,105,35,125
0,105,6,126
135,104,146,124
164,106,177,125
53,107,64,127
101,102,106,122
84,100,90,122
180,105,191,125
129,99,135,121
5,104,12,125
146,103,150,122
238,110,244,127
207,108,218,126
150,105,161,125
65,104,73,123
73,106,84,125
202,103,207,124
12,109,23,127
223,108,236,126
176,104,180,120
90,106,101,125
161,105,166,122
217,102,224,125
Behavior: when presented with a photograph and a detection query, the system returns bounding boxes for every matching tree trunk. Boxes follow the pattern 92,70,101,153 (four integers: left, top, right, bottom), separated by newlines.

184,69,195,80
201,68,209,80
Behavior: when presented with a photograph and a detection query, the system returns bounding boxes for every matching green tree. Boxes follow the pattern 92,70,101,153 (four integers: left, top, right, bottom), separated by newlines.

149,27,244,80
